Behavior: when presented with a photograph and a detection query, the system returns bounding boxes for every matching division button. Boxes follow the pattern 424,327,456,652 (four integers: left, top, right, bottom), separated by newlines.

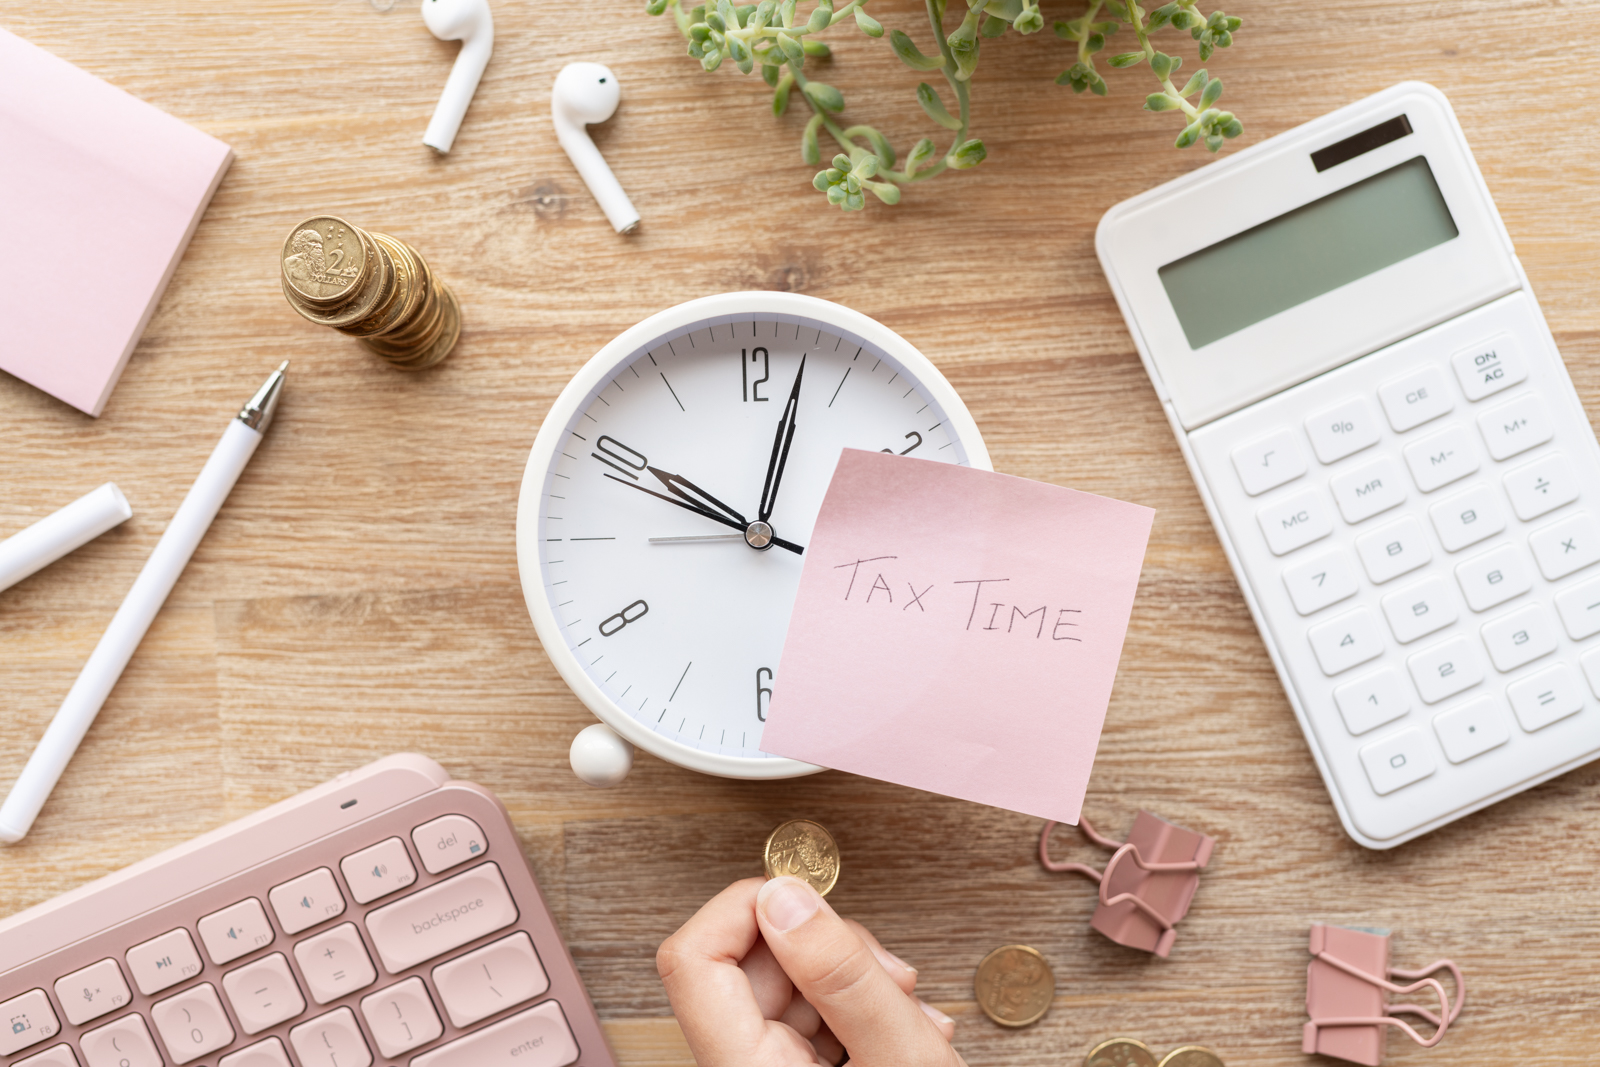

340,837,418,904
412,814,490,874
1451,333,1526,401
198,898,275,966
1431,696,1511,764
268,868,346,935
1378,365,1453,432
126,928,204,996
55,959,131,1026
1505,452,1581,521
1257,488,1334,556
0,990,59,1055
1358,728,1436,795
411,1000,580,1067
221,952,305,1035
1507,664,1584,732
433,931,551,1028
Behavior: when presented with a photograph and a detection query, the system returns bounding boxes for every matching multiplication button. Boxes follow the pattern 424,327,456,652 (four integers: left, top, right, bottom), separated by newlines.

1451,333,1526,401
1358,727,1436,795
1231,428,1307,496
1304,396,1382,464
1529,511,1600,580
1257,488,1334,556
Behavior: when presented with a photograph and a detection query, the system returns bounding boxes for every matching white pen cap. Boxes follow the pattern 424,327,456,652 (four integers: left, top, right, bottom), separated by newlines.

0,483,132,594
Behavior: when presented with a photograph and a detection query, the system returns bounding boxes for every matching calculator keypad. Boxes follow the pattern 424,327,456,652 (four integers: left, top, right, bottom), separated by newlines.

1192,292,1600,844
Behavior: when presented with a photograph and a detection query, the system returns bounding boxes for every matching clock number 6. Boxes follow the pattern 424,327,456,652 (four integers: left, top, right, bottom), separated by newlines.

742,347,770,403
599,599,649,637
756,667,773,721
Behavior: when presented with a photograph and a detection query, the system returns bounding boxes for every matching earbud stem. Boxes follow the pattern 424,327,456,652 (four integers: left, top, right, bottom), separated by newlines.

424,32,492,154
556,126,641,234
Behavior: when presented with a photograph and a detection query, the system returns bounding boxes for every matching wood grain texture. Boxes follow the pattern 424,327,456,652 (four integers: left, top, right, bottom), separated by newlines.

2,1,1598,1063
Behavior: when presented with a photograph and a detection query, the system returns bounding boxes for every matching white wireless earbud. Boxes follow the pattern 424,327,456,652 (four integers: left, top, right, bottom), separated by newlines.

552,63,640,234
570,723,634,787
421,0,494,154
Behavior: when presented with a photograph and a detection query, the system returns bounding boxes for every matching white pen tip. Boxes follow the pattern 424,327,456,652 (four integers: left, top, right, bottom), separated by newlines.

276,361,289,373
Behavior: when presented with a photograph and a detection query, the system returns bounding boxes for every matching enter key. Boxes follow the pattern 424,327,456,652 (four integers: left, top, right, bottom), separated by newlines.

364,863,519,973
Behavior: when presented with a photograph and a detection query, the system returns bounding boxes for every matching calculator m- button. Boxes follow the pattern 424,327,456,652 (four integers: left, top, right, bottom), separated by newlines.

1257,488,1333,556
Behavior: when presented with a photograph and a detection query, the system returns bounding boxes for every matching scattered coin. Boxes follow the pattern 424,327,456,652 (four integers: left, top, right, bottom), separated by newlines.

1085,1037,1159,1067
973,944,1054,1028
762,819,840,897
1157,1047,1225,1067
280,215,461,369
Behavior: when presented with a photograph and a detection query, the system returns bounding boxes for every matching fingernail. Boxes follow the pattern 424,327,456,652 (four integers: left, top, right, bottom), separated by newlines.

870,944,916,976
758,876,821,932
918,999,954,1027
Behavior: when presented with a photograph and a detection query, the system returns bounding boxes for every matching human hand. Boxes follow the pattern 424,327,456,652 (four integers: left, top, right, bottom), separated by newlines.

657,876,965,1066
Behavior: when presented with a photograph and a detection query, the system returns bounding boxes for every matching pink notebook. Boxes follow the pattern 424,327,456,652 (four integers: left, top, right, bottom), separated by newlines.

0,29,233,417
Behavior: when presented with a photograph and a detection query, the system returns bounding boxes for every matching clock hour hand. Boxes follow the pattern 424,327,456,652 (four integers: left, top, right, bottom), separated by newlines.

605,473,805,554
649,466,747,527
758,355,805,525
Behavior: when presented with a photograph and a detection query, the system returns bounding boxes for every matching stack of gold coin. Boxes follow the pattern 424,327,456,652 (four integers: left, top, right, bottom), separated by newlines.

279,215,461,370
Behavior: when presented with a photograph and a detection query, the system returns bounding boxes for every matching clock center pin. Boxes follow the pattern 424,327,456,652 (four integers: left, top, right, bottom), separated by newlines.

744,521,775,550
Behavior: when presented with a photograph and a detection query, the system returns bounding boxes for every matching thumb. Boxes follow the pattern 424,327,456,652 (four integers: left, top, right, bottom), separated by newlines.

756,878,961,1065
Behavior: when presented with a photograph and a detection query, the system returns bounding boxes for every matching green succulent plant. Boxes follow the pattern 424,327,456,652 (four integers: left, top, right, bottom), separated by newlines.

645,0,1244,210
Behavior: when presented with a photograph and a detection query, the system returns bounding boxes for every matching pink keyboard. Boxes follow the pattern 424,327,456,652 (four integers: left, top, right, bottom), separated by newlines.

0,755,616,1067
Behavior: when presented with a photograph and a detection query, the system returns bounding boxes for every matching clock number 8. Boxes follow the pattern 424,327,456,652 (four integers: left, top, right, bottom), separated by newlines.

599,599,649,637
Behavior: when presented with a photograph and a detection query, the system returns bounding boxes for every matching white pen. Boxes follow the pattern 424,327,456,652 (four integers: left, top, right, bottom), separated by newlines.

0,483,134,594
0,363,288,844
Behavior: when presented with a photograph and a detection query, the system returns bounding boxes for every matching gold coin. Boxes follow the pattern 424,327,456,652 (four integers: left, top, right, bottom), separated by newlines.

762,819,840,897
973,944,1053,1028
1086,1037,1159,1067
284,238,392,330
281,216,369,304
340,233,419,338
1157,1048,1224,1067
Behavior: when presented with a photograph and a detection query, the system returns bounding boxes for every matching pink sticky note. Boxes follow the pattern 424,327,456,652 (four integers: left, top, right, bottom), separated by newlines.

762,450,1154,823
0,29,233,416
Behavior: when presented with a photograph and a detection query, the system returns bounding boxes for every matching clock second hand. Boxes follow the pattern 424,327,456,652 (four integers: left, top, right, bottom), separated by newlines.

604,472,804,554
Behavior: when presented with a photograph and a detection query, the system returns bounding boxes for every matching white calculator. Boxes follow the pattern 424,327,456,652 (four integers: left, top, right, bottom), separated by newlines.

1097,82,1600,848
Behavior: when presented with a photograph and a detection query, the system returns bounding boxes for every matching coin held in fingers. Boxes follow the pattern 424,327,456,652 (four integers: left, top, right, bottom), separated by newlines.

973,944,1054,1028
762,819,840,898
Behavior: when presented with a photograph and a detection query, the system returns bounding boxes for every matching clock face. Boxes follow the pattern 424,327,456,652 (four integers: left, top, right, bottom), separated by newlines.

519,295,988,777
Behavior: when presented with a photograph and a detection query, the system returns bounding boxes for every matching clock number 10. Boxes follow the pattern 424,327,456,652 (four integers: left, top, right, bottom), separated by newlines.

742,348,770,403
592,436,648,481
600,599,649,637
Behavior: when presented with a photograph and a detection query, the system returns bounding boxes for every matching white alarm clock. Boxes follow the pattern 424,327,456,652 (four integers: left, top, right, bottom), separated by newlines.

516,292,990,784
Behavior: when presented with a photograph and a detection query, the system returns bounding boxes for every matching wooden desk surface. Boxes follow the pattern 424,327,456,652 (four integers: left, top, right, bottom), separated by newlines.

3,3,1598,1064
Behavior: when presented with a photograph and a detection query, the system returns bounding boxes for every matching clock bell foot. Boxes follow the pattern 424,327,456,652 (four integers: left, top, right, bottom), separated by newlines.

570,722,634,787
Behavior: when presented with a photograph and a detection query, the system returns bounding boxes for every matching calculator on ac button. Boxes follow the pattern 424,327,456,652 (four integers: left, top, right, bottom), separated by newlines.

1097,83,1600,847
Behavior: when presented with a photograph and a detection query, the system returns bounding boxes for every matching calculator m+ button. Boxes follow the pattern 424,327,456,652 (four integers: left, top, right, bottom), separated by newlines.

1451,333,1527,401
1331,457,1407,524
1529,511,1600,580
1407,635,1485,704
1305,396,1381,464
1378,366,1454,432
1257,488,1334,556
1355,516,1432,584
1358,728,1436,795
1478,392,1552,461
1428,483,1506,552
1403,425,1479,493
1505,452,1581,521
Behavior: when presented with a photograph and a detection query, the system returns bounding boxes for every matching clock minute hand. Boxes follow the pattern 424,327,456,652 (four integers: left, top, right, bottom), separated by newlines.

758,354,805,524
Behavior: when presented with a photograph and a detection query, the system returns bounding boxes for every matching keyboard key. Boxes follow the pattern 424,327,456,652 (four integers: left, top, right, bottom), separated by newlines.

341,837,418,905
1481,603,1559,672
1555,574,1600,640
1407,635,1485,704
1331,457,1407,524
269,868,346,935
1358,728,1436,795
1355,516,1432,584
80,1015,160,1067
220,1037,293,1067
222,952,305,1035
359,977,444,1058
1530,511,1600,580
366,862,519,973
1454,543,1534,613
1478,393,1552,461
1304,396,1382,464
289,1007,372,1067
1583,647,1600,698
1231,428,1307,496
198,898,275,965
1378,365,1453,432
56,959,131,1025
1431,696,1511,763
1333,668,1411,736
433,931,551,1028
1428,483,1506,552
411,1001,581,1067
1381,575,1458,644
13,1045,77,1067
1257,488,1334,556
1505,451,1581,520
0,990,60,1054
1307,608,1385,676
1508,664,1584,732
294,922,377,1004
1403,425,1479,492
412,814,491,874
1452,333,1527,400
1282,550,1359,616
151,983,234,1065
126,928,204,995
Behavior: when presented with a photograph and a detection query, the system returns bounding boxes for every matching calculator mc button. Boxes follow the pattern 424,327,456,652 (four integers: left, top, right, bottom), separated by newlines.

1304,396,1382,464
1529,511,1600,581
1307,608,1385,676
1358,728,1436,795
1505,451,1581,521
1451,333,1527,401
1231,428,1307,496
1378,365,1453,432
1281,550,1359,616
1331,457,1407,524
1257,488,1334,556
1355,516,1432,585
1431,696,1511,764
1507,664,1584,732
1333,668,1411,736
1407,635,1485,704
1403,425,1479,493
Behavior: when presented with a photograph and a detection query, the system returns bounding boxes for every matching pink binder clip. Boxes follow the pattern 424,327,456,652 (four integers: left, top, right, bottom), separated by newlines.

1303,924,1465,1066
1038,811,1214,957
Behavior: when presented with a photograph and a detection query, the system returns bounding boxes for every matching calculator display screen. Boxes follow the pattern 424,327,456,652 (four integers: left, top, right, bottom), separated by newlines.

1158,156,1459,350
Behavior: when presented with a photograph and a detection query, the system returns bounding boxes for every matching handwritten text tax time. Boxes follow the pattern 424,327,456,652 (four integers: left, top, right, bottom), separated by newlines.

835,557,1083,641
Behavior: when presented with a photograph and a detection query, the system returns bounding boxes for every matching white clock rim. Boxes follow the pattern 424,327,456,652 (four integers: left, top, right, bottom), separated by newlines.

515,291,993,780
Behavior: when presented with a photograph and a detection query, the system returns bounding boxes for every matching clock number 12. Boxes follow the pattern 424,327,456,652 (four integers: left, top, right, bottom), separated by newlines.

756,667,773,721
742,348,770,403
